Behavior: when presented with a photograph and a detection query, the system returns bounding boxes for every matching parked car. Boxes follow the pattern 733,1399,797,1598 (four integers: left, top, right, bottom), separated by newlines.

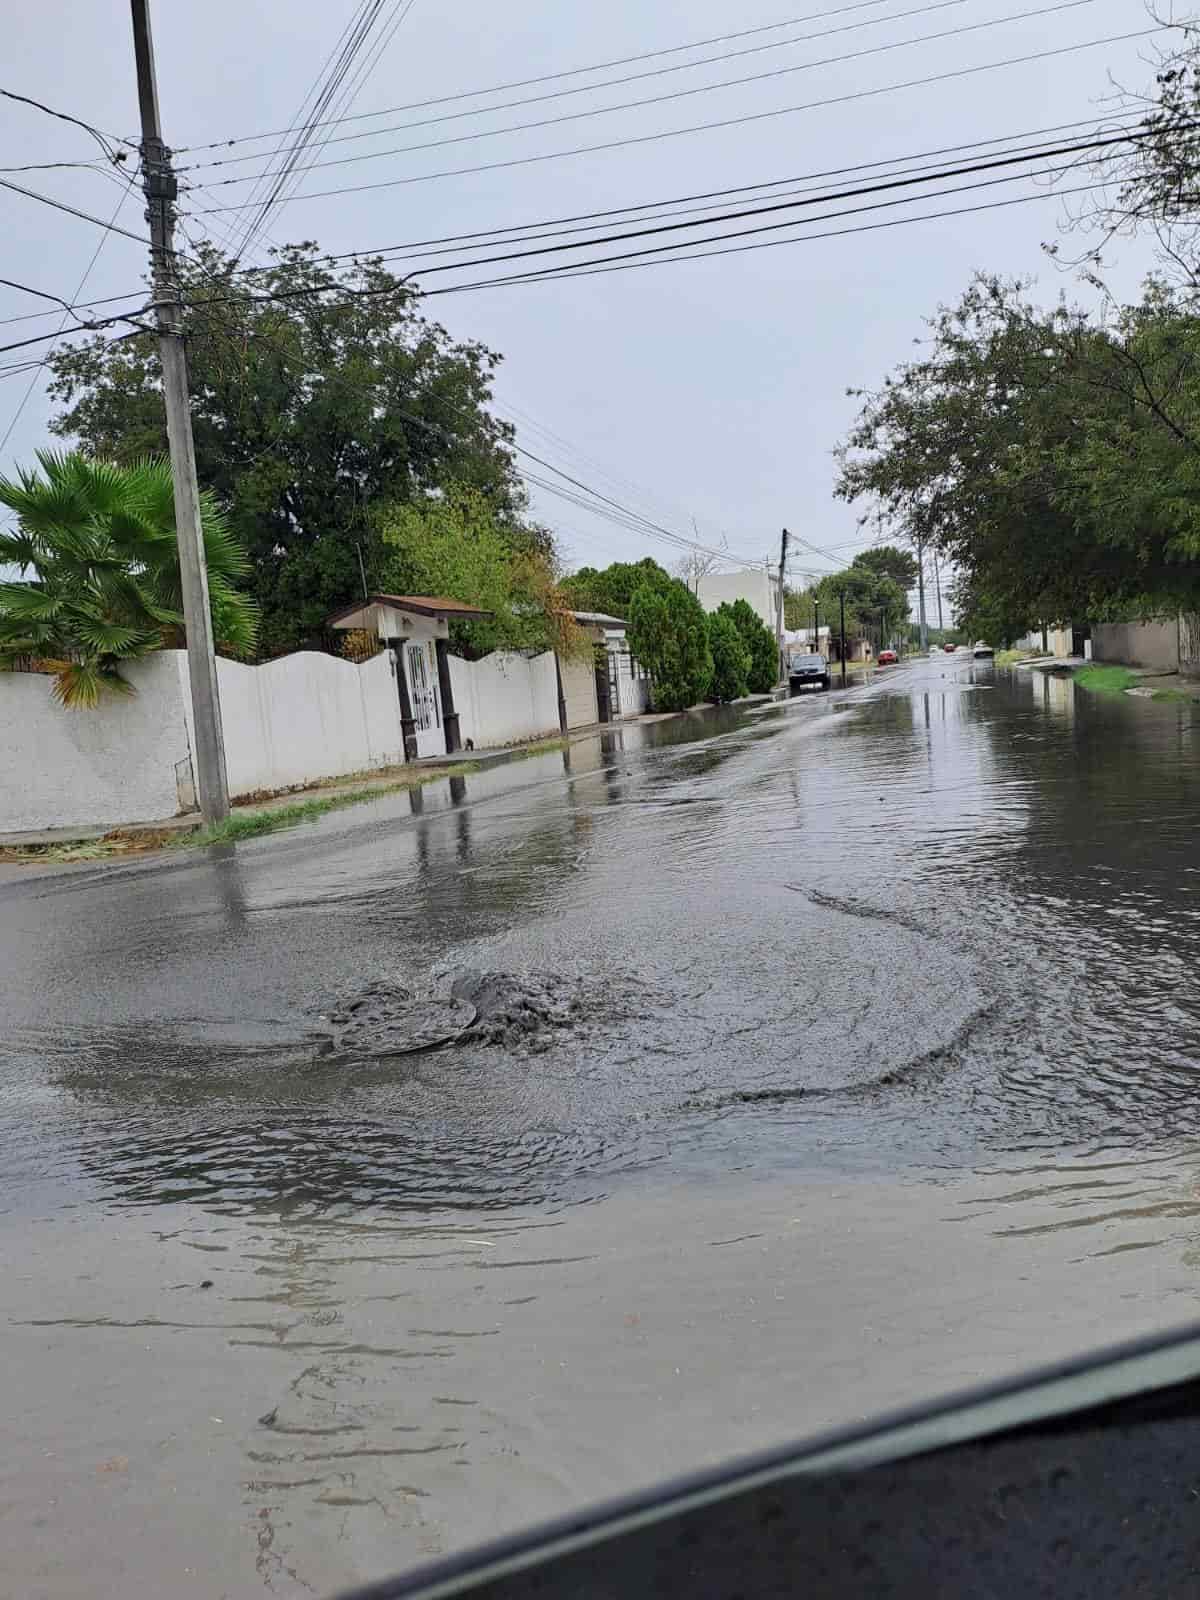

877,648,898,665
972,641,995,660
788,652,831,691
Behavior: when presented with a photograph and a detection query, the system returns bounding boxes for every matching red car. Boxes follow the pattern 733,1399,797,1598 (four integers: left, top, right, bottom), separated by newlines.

943,643,957,653
877,648,898,665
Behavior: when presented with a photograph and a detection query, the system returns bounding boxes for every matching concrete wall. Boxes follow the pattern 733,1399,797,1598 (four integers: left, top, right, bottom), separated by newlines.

448,650,561,748
1091,619,1180,673
560,654,598,729
696,569,780,630
2,645,569,835
0,655,191,832
193,649,403,796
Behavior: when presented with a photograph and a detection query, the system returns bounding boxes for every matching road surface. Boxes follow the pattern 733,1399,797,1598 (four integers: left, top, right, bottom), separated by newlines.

5,656,1200,1598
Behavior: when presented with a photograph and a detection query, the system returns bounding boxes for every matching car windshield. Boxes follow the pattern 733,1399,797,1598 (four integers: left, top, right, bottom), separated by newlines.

793,654,825,666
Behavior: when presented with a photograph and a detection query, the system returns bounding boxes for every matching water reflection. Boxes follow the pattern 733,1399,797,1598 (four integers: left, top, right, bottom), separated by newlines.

8,668,1200,1218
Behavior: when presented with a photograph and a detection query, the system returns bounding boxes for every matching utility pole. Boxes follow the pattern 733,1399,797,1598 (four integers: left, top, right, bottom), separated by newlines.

916,536,928,654
813,600,819,654
130,0,230,823
932,548,945,633
839,588,847,688
775,528,789,683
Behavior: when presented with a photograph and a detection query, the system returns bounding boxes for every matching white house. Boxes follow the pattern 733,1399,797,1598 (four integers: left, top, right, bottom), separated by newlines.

695,568,782,630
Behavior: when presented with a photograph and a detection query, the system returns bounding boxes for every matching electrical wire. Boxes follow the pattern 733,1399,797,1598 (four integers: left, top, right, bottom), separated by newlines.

0,87,133,164
188,1,1116,189
174,0,923,152
2,107,1148,329
194,24,1158,211
415,174,1118,298
0,177,147,243
182,0,985,173
179,134,1150,316
211,109,1150,275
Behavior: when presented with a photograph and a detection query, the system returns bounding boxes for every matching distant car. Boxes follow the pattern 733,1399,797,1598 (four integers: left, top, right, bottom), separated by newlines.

972,641,995,660
943,643,957,653
877,648,898,665
788,652,831,691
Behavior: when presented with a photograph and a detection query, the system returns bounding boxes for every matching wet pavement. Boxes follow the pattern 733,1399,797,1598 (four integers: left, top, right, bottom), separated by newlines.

6,657,1200,1596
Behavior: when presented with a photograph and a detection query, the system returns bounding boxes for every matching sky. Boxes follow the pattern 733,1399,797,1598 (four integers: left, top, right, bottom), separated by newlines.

0,0,1168,607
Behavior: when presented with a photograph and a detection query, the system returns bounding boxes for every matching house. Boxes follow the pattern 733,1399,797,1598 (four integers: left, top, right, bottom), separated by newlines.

568,611,652,721
327,593,490,760
695,568,782,630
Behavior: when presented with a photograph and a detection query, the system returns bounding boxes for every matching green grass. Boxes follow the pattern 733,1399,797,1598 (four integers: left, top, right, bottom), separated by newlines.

995,648,1047,668
182,764,481,849
1151,687,1193,703
1073,664,1138,696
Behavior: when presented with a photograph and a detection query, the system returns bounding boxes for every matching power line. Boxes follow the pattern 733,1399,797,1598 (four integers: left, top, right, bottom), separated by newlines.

0,108,1150,330
311,129,1167,284
0,86,133,164
186,1,1117,190
183,0,985,174
0,176,147,243
193,25,1158,212
0,185,135,455
205,109,1149,274
415,174,1117,299
175,0,914,153
232,0,416,262
281,115,1155,265
179,134,1148,318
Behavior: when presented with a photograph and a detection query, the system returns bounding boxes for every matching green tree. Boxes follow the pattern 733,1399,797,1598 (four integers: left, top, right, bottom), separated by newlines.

45,242,522,655
851,544,918,590
561,557,673,618
627,579,713,711
717,597,777,691
835,275,1200,636
378,486,583,659
0,450,257,707
707,611,751,701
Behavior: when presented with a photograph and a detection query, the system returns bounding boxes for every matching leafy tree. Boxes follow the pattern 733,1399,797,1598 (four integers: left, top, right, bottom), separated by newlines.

627,579,713,711
836,274,1200,637
717,597,777,691
378,485,584,659
0,450,256,707
45,242,523,655
562,557,673,618
851,544,918,590
707,611,751,701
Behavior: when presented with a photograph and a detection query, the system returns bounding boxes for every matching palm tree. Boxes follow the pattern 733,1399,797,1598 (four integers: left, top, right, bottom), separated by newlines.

0,450,257,707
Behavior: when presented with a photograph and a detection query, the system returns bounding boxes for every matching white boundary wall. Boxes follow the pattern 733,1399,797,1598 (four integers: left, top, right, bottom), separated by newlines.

0,655,192,832
1,646,574,833
189,650,403,796
449,650,560,748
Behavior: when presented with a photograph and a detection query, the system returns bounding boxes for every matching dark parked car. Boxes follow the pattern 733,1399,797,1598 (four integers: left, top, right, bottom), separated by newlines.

788,652,831,691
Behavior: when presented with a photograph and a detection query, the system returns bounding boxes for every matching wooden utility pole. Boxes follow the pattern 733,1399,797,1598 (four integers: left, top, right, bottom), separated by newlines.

130,0,230,823
775,528,789,683
917,536,929,653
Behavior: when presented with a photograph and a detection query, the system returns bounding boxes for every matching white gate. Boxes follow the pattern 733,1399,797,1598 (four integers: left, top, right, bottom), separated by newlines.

405,640,442,758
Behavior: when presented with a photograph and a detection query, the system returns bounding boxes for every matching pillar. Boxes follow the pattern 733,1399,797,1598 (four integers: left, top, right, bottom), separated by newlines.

434,637,462,753
388,637,418,761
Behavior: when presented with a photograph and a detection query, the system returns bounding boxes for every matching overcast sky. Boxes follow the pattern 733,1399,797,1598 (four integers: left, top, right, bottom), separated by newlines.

1,0,1166,600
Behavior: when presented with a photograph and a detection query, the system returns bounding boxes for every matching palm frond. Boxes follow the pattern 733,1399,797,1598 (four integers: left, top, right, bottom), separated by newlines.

51,659,135,709
0,582,63,621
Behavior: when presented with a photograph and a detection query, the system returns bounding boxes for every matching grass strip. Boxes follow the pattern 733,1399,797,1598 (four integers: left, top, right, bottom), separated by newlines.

1073,665,1138,696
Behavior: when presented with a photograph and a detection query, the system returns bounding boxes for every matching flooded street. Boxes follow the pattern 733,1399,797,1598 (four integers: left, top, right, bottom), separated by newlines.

6,656,1200,1597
